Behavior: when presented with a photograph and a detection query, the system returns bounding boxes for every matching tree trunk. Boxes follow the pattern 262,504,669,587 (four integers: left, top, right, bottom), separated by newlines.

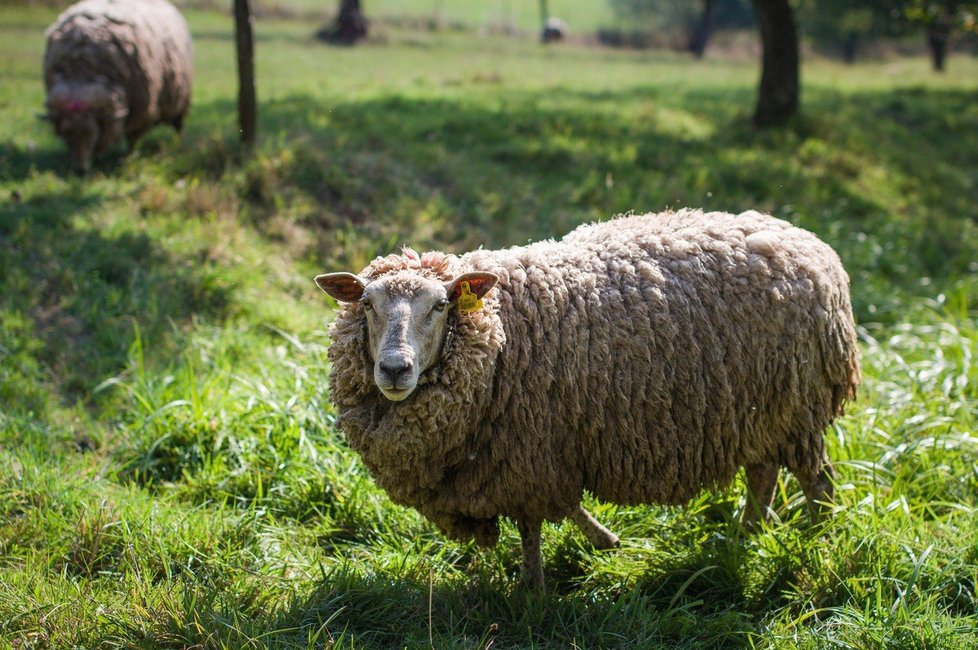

842,33,858,64
430,0,443,29
926,22,949,72
234,0,256,148
751,0,799,127
320,0,367,45
539,0,557,43
689,0,718,59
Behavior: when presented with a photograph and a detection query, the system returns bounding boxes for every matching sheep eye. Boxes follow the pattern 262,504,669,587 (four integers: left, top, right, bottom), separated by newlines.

433,299,449,313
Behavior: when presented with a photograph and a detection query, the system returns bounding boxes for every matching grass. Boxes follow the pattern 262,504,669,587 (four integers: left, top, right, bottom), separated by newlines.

1,3,978,648
245,0,619,33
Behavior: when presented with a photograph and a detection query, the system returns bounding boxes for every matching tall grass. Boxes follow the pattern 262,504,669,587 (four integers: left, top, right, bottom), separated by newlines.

1,4,977,647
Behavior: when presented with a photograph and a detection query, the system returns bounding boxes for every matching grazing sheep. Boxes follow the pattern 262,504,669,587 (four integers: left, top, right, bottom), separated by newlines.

42,0,193,172
541,17,568,43
315,209,861,588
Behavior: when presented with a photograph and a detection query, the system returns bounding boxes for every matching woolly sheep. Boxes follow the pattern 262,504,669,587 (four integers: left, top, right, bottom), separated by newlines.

315,209,861,588
42,0,193,172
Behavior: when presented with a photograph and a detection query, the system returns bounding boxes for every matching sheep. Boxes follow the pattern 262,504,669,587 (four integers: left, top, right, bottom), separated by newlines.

541,17,568,43
314,209,861,588
42,0,193,173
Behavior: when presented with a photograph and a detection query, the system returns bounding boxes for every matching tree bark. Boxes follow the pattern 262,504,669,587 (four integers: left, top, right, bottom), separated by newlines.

926,22,949,72
320,0,367,45
751,0,799,127
234,0,256,148
842,33,858,63
689,0,718,59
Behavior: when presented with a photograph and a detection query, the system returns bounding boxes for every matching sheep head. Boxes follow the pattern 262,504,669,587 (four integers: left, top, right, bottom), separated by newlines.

316,270,497,402
44,83,128,173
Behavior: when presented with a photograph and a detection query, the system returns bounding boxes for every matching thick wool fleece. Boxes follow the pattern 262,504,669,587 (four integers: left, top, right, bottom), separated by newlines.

327,210,861,545
44,0,193,142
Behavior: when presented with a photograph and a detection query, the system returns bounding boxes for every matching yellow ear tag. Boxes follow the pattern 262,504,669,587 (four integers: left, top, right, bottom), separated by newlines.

457,280,483,314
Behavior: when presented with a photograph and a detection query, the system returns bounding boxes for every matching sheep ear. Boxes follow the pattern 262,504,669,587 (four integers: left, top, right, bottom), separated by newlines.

446,272,498,302
315,272,368,303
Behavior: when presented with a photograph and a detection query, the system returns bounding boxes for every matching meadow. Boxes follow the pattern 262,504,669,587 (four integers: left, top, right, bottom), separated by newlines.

254,0,619,33
1,3,978,648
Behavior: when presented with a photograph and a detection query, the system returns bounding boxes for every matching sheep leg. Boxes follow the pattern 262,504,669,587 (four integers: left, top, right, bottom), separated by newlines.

571,505,620,550
794,454,835,522
517,518,544,590
741,463,779,529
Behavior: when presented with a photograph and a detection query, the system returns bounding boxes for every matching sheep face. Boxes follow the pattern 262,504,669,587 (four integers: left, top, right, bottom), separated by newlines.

45,88,128,173
51,109,99,173
315,270,497,402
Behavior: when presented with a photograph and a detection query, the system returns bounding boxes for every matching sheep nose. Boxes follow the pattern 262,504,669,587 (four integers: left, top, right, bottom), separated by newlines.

379,359,413,385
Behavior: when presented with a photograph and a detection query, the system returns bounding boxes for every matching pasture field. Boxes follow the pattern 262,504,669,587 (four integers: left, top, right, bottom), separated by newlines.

252,0,619,33
2,4,978,648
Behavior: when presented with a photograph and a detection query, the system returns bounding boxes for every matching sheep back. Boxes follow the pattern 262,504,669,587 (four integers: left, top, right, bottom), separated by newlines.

43,0,193,141
328,210,860,542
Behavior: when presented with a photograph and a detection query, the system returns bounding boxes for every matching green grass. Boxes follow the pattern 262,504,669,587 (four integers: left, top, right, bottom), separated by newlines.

253,0,618,33
2,4,978,648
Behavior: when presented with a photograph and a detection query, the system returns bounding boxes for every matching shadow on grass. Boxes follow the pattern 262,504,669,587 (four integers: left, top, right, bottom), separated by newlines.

0,186,232,412
252,507,771,648
0,139,130,182
257,553,760,648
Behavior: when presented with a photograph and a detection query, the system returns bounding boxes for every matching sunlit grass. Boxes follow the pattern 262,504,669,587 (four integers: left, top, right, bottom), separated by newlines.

2,310,975,647
1,4,977,648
